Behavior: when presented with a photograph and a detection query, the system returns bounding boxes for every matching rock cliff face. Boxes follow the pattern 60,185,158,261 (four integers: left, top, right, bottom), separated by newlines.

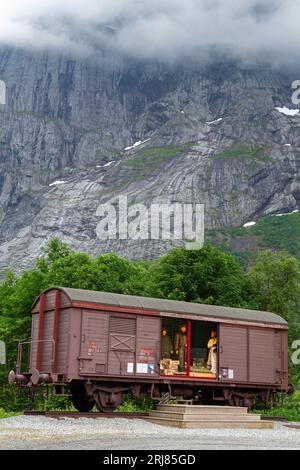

0,46,299,272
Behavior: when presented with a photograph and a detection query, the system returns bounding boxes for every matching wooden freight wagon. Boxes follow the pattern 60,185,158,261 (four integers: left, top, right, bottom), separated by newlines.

9,287,290,411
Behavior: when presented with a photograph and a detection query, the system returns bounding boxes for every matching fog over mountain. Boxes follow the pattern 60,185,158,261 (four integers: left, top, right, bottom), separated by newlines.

0,0,300,63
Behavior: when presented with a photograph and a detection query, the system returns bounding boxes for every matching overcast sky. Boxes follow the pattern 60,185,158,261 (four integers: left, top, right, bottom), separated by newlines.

0,0,299,62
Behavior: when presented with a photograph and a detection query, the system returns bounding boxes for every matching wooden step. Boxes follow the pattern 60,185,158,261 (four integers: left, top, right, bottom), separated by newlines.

144,416,274,429
156,404,248,414
144,404,274,429
149,410,262,421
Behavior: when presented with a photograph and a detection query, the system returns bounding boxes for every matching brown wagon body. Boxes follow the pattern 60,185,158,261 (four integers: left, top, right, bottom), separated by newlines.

10,287,289,411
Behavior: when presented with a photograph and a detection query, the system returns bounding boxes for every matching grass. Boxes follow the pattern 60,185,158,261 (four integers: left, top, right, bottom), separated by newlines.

207,210,300,265
116,392,300,421
123,145,184,172
140,146,184,158
116,396,154,413
213,145,272,162
0,408,21,419
252,391,300,422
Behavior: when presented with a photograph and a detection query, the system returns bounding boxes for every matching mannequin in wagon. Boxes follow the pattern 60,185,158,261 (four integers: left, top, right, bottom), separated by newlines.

175,325,187,372
161,329,173,359
207,330,218,374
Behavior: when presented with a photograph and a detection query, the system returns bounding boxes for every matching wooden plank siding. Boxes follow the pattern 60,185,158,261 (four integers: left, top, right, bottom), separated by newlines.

249,329,275,384
219,324,248,382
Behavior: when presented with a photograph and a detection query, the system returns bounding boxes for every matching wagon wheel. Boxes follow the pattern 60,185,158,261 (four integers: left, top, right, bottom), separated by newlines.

229,395,253,409
227,397,235,407
227,394,236,407
227,394,252,409
70,381,95,412
243,397,253,410
92,390,124,413
71,395,95,412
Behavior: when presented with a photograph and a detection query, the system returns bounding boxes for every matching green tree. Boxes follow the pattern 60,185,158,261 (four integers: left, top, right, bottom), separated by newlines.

246,250,300,384
146,245,246,306
0,269,43,370
246,250,300,314
37,238,142,293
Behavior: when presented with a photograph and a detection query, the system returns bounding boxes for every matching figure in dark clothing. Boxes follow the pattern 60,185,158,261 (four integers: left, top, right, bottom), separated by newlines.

175,325,187,372
161,329,173,358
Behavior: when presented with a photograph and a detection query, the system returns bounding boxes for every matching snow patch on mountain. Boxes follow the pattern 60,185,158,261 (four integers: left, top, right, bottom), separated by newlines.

125,138,151,151
49,180,67,187
96,161,116,168
243,221,256,227
206,118,223,125
275,106,300,117
273,209,299,217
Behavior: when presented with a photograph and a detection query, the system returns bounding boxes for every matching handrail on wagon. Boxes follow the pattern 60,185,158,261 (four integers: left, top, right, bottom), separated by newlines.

16,339,55,375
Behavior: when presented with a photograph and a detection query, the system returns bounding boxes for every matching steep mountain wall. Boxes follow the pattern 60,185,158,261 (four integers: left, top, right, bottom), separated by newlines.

0,47,299,272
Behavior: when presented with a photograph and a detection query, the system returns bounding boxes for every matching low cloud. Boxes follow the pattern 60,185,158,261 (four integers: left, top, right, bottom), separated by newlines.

0,0,299,62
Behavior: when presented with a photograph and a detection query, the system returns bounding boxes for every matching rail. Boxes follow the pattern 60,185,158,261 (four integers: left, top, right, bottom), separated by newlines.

24,411,149,419
23,411,291,422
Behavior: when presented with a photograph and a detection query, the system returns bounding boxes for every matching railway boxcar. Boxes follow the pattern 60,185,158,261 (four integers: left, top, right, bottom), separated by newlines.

9,287,290,411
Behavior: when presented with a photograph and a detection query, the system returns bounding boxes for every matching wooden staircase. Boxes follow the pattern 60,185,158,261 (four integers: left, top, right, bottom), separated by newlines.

144,404,274,429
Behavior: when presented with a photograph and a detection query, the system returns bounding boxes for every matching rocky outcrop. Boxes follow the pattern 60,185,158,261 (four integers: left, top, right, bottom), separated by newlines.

0,47,299,272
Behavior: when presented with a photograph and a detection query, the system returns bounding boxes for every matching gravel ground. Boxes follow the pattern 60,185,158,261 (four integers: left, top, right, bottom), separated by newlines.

0,416,300,450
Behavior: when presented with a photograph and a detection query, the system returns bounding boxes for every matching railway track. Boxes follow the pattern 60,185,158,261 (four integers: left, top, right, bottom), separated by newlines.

261,416,287,422
24,411,149,419
260,416,300,429
23,411,291,423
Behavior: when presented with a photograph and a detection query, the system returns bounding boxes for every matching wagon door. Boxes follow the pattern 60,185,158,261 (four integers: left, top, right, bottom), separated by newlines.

218,324,248,382
79,310,109,375
249,328,274,384
274,330,288,390
136,316,160,377
107,315,136,376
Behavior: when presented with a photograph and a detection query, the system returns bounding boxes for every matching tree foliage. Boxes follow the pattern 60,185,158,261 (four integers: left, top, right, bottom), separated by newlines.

145,245,246,307
245,250,300,314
